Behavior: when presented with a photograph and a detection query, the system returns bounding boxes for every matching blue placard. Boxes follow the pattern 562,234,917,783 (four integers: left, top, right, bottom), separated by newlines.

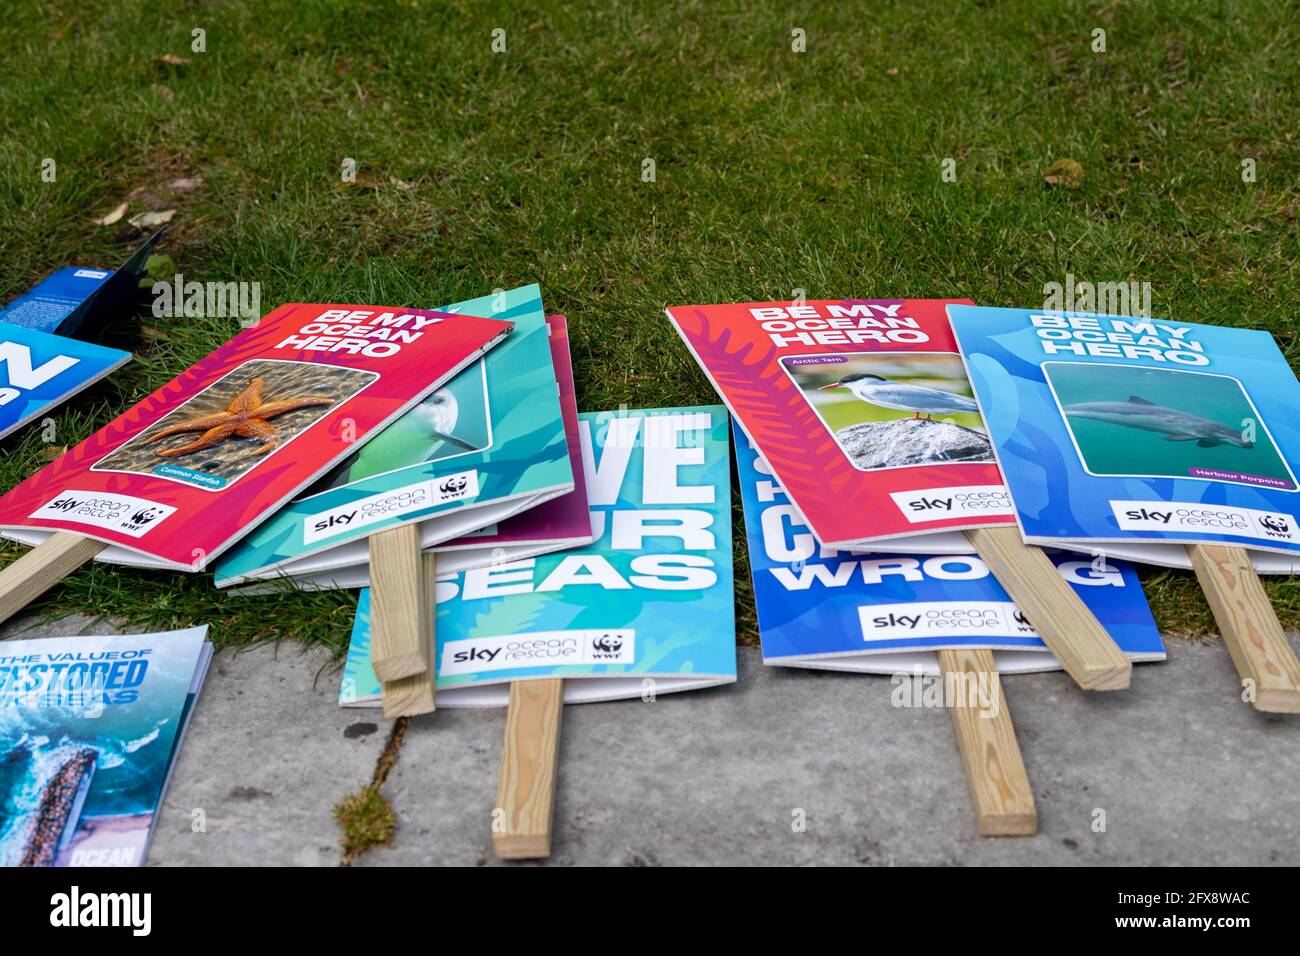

734,423,1163,663
0,268,112,333
0,321,130,441
949,305,1300,558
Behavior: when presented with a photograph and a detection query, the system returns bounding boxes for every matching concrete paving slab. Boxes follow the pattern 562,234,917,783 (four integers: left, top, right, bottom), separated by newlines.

363,638,1300,866
5,610,1298,866
148,641,390,866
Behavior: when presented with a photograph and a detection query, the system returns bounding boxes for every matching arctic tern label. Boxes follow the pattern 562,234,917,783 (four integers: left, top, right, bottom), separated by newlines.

30,490,177,538
439,628,636,676
1110,499,1298,543
302,470,480,544
857,600,1036,641
889,485,1014,523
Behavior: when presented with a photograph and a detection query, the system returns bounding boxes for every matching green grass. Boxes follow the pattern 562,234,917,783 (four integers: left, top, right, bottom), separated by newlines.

333,783,397,863
2,0,1298,650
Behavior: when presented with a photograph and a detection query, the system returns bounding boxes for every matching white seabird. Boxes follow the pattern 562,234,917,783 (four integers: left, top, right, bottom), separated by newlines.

818,373,979,419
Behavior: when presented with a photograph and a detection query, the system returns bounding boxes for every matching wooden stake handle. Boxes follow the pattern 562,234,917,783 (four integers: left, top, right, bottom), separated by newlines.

967,527,1131,691
367,525,428,683
0,533,105,629
494,677,564,859
1190,543,1300,714
379,551,437,718
938,648,1037,836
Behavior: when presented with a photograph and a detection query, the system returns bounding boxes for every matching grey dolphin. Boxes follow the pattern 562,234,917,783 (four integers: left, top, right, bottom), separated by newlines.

1064,395,1253,448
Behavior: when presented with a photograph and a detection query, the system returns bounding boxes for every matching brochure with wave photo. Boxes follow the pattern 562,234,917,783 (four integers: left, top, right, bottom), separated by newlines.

0,626,212,867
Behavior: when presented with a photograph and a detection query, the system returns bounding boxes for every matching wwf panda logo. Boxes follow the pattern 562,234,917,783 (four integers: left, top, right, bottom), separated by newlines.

1259,514,1290,535
439,475,469,496
592,634,623,655
128,507,165,527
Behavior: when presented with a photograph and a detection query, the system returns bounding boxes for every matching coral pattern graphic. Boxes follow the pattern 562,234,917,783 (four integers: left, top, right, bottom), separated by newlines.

0,303,513,569
666,299,1013,547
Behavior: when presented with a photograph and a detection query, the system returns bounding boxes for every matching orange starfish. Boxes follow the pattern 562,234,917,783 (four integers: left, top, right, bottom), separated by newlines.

146,378,334,458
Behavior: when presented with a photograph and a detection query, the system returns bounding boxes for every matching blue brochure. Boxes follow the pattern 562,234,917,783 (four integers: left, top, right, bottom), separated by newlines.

0,322,130,441
0,268,111,332
949,305,1300,572
0,230,163,340
341,405,737,707
735,425,1164,674
0,626,212,867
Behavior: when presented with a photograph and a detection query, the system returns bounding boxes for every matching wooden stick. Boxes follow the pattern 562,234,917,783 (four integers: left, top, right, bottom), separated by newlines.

0,533,105,629
967,526,1131,691
1190,543,1300,714
494,677,564,859
367,525,428,683
937,647,1037,836
378,551,437,718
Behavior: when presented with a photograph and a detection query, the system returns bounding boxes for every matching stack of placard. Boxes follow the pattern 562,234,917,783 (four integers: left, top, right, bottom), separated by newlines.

214,287,586,590
341,405,737,858
0,303,513,631
214,287,591,718
667,297,1143,835
950,305,1300,712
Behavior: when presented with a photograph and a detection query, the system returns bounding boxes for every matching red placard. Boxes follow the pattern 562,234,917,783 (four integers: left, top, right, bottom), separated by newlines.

666,298,1014,548
0,304,512,569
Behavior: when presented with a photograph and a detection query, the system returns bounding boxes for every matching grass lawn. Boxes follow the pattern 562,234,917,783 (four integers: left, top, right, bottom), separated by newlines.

1,0,1297,652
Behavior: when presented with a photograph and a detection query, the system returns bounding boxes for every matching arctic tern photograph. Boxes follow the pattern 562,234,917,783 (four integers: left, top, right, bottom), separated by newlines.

781,352,994,471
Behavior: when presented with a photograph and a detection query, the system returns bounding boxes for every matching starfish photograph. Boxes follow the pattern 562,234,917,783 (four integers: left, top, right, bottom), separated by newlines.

145,377,334,458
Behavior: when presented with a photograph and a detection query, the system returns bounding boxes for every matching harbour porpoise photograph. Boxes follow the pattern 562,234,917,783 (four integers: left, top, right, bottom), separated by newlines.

1046,362,1295,489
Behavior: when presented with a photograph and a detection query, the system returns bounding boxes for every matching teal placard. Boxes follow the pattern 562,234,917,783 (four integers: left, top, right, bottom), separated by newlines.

340,405,736,703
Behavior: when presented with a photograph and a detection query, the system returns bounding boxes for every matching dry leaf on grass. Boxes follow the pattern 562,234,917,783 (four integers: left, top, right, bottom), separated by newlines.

156,54,189,66
128,209,176,228
169,176,202,192
1043,158,1085,188
95,202,128,225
